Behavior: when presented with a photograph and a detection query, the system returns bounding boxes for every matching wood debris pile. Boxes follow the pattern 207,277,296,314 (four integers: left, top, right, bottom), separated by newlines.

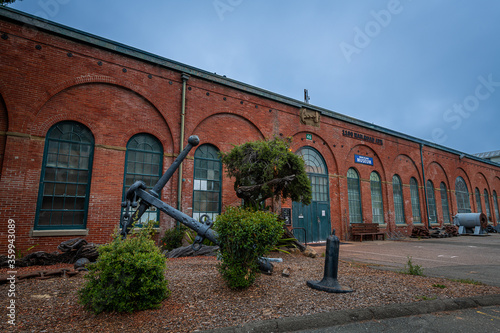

410,225,459,238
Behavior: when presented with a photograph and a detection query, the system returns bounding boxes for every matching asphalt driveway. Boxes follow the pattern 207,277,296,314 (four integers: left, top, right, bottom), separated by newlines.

331,233,500,287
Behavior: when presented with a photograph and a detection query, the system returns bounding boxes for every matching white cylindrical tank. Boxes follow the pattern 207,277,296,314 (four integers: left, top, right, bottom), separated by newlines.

453,213,488,229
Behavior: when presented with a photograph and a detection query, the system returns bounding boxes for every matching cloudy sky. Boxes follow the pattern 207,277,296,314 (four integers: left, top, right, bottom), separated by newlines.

9,0,500,155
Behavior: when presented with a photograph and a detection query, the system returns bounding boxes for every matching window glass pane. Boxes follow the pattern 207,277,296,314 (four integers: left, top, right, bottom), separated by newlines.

296,147,329,205
296,147,327,175
475,188,482,213
52,196,64,209
66,184,77,196
38,211,51,226
43,183,55,196
54,183,66,195
47,153,57,167
426,180,437,224
440,183,451,223
493,191,499,222
347,168,362,223
410,178,421,223
51,211,63,225
392,175,405,224
484,190,491,221
122,134,163,227
192,144,222,221
67,169,78,183
370,172,384,224
455,177,471,213
41,196,53,209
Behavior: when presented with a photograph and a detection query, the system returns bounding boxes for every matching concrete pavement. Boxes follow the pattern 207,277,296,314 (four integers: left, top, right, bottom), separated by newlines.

337,233,500,287
204,295,500,332
297,304,500,333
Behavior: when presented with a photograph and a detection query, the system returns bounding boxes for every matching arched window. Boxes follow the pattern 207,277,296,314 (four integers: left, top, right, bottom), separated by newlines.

440,183,451,224
426,180,437,224
347,168,362,223
475,187,482,213
493,191,499,222
193,144,222,222
35,121,94,229
296,147,329,202
370,172,384,224
410,177,421,223
484,189,491,221
122,133,163,226
392,175,405,224
455,177,471,213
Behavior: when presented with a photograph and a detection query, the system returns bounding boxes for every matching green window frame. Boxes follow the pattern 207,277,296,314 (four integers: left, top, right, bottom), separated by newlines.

370,172,384,224
426,180,438,224
392,175,405,224
440,182,451,224
296,147,329,202
35,121,94,229
493,191,499,222
122,133,163,227
347,168,362,224
484,189,491,221
410,177,421,223
455,177,471,213
193,144,222,222
475,188,482,213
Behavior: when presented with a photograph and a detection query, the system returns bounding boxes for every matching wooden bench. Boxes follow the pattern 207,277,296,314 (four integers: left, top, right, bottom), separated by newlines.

351,223,385,242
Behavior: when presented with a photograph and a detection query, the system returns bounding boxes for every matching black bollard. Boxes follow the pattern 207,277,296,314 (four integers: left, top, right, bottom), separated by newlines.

307,229,353,293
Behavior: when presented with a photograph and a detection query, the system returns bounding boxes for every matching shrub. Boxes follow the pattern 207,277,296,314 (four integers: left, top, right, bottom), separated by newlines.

400,256,424,276
214,206,283,289
78,226,170,314
161,225,187,251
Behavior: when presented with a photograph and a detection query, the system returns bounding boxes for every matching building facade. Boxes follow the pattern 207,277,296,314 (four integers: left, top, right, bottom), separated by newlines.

1,8,499,253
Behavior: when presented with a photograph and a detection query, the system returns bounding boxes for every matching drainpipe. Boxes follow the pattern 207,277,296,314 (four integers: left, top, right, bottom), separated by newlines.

177,73,190,219
420,143,430,228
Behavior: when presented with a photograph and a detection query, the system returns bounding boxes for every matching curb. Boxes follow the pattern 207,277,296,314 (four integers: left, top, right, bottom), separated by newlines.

201,294,500,333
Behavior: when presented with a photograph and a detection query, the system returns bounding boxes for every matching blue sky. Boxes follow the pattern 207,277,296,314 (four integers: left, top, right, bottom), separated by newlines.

9,0,500,154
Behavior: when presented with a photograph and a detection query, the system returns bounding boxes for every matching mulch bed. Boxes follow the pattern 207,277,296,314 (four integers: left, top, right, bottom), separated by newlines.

1,254,499,332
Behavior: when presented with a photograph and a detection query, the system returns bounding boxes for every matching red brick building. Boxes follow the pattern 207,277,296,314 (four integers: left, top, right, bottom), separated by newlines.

1,8,499,253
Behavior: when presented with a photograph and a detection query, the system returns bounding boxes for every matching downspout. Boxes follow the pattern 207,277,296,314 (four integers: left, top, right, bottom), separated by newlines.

420,143,430,228
177,73,190,219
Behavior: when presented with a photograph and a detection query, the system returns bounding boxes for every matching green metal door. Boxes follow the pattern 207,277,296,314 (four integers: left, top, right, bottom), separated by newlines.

292,147,331,243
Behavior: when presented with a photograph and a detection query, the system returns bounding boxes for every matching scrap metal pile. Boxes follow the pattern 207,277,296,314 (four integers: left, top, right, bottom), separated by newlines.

410,225,459,238
0,238,97,268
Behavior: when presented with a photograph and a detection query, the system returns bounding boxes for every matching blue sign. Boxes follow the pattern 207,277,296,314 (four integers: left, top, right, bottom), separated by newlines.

355,154,373,166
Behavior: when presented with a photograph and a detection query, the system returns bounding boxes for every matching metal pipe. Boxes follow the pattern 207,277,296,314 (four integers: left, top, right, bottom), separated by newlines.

420,143,430,228
177,73,190,216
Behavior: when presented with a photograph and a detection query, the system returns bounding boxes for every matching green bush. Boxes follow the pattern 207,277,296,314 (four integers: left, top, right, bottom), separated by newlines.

401,256,424,276
78,226,170,314
161,225,187,251
214,206,283,289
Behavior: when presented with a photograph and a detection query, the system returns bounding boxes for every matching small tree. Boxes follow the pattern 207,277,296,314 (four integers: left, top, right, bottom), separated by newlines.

214,206,283,289
0,1,19,6
78,226,170,314
219,137,312,211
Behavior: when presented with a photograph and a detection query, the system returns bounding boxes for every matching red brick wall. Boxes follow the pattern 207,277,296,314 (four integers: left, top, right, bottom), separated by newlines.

0,93,7,180
0,15,499,254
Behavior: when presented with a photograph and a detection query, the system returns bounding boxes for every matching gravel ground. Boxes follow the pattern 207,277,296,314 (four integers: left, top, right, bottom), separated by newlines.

1,253,499,333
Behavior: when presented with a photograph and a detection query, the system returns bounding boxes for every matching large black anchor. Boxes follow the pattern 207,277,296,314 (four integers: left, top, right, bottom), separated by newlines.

120,135,274,273
120,135,217,250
